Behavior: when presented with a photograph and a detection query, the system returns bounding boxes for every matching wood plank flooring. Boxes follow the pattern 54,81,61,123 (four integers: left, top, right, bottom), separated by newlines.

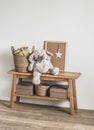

0,100,94,130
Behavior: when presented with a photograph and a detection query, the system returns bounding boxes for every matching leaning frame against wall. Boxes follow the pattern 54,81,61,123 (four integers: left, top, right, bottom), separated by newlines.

44,41,67,71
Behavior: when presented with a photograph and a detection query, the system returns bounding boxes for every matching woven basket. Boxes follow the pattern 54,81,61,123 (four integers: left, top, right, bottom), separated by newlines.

16,81,34,95
35,83,50,96
13,54,28,72
50,84,69,99
11,46,29,72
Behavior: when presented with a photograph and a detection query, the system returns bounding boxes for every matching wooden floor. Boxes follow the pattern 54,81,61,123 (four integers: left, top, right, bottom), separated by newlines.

0,100,94,130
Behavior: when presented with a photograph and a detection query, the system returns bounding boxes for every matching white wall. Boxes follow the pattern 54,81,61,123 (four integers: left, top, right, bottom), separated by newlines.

0,0,94,110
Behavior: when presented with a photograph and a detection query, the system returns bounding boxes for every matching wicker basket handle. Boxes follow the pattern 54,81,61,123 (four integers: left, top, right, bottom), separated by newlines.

11,46,15,54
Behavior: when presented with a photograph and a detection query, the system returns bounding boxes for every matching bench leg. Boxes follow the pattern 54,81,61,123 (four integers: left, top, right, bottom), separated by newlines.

15,78,22,103
72,79,78,110
69,79,74,115
10,74,17,108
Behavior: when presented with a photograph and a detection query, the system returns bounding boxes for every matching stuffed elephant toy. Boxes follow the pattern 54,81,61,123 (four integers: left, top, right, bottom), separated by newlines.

28,48,59,85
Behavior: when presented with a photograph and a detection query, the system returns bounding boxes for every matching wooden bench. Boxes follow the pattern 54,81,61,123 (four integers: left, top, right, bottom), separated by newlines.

8,69,81,115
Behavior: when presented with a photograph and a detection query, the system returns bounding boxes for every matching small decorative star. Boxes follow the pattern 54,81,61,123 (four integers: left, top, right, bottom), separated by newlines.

55,49,62,58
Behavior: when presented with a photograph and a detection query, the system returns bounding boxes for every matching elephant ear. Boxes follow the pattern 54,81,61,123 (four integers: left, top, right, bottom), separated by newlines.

31,46,35,54
46,51,53,56
28,46,35,62
46,51,53,60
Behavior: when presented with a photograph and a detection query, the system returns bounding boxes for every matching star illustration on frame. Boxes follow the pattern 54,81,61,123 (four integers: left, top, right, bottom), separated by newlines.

55,49,62,58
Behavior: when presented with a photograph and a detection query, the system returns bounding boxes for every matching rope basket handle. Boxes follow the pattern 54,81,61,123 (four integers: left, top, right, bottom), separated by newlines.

11,46,15,54
11,46,27,56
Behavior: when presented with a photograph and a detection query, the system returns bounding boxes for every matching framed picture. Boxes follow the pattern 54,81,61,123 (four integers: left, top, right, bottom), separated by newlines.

44,41,67,71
